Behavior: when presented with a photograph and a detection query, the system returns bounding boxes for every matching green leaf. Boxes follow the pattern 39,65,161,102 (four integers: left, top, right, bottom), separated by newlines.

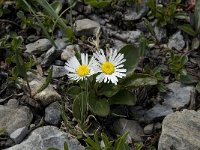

178,24,197,37
99,84,120,97
139,36,148,57
35,0,75,42
14,37,27,79
11,36,23,51
72,92,87,122
142,18,156,39
120,45,140,75
17,11,25,20
88,92,110,116
84,0,111,8
114,132,130,150
51,1,62,14
64,142,69,150
122,73,157,87
101,133,113,148
196,82,200,92
195,0,200,33
180,74,197,85
109,90,136,106
47,148,59,150
22,0,57,47
134,142,144,150
68,86,81,99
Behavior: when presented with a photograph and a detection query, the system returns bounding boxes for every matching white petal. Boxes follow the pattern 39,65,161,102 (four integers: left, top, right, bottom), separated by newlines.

85,53,88,65
81,53,85,65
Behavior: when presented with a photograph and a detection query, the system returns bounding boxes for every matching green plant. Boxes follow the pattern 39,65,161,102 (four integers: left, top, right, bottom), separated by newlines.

0,33,53,97
147,0,181,27
67,45,158,132
14,0,75,44
84,0,112,8
85,130,130,150
195,0,200,33
167,53,188,80
0,35,32,96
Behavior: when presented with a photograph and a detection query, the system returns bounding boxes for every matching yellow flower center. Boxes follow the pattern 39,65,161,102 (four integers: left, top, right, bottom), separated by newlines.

101,61,115,75
76,65,90,77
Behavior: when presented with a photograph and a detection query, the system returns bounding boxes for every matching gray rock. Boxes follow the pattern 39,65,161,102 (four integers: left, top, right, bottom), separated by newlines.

6,126,84,150
88,14,106,25
54,60,65,66
25,39,52,55
154,26,166,42
163,81,195,109
154,122,162,130
41,38,68,67
158,110,200,150
6,99,19,108
45,102,61,125
119,30,141,43
28,75,61,106
40,46,57,67
113,118,143,143
61,45,79,61
10,126,29,144
0,105,33,135
129,106,146,121
168,31,185,50
192,38,200,50
27,35,39,42
144,124,154,135
52,65,68,78
144,104,173,123
136,21,148,33
75,19,100,36
112,39,126,51
124,1,148,21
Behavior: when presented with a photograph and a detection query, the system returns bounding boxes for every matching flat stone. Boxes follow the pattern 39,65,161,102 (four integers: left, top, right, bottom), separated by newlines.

28,75,61,106
40,38,68,67
75,19,100,36
10,126,29,144
45,102,61,125
168,31,185,50
0,105,33,135
119,30,141,43
158,110,200,150
163,81,195,109
61,45,79,61
113,118,143,143
52,65,68,78
6,126,84,150
129,106,147,121
6,99,19,108
144,124,154,135
112,39,126,51
144,104,173,123
25,39,52,55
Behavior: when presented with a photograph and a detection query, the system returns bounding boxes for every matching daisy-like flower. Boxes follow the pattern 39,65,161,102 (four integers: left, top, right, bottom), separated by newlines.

93,49,126,85
65,53,96,81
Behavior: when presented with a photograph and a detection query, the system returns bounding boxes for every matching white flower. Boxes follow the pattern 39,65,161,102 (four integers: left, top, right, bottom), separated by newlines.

65,53,96,81
93,49,126,85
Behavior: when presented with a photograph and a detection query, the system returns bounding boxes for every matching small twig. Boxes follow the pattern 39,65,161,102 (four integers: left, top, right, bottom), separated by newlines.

0,19,20,27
